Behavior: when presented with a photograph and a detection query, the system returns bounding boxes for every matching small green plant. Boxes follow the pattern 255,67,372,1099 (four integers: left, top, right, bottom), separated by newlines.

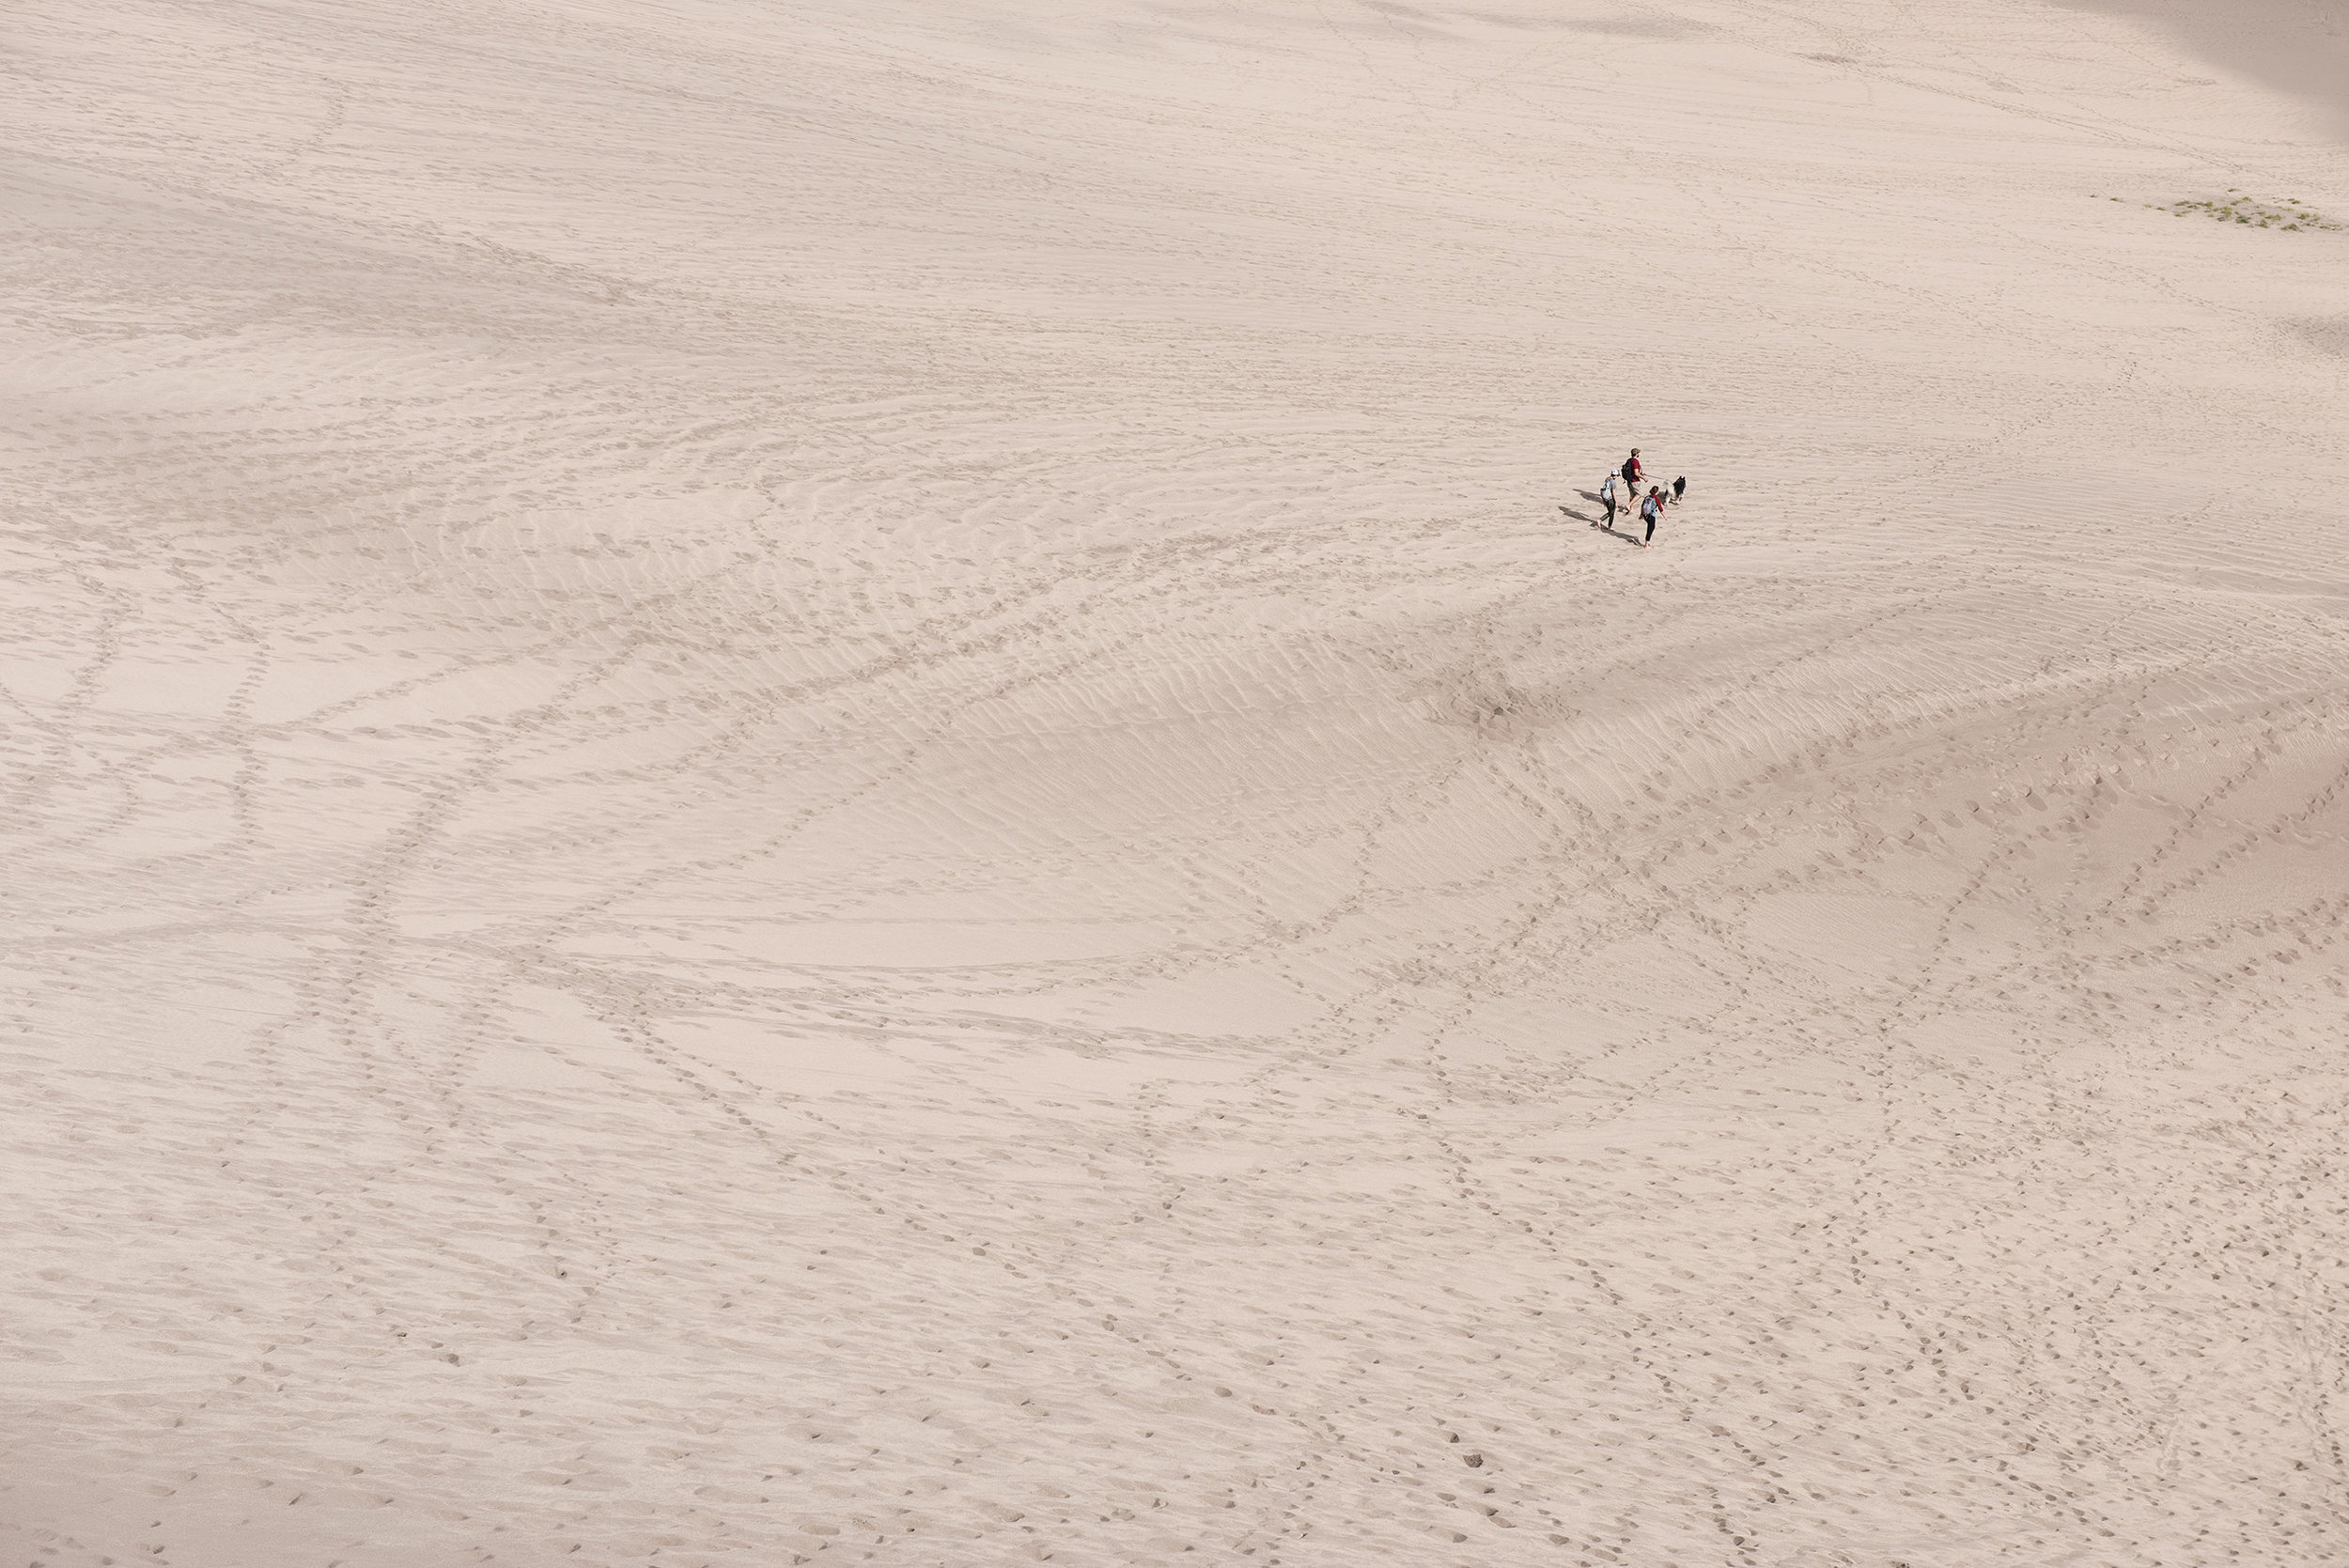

2149,190,2340,232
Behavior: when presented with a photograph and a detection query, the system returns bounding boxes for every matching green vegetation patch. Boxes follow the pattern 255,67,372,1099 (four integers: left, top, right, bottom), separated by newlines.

2156,191,2339,231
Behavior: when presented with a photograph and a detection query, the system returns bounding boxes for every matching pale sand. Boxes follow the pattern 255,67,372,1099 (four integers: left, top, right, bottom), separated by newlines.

2053,0,2349,136
5,1,2348,1564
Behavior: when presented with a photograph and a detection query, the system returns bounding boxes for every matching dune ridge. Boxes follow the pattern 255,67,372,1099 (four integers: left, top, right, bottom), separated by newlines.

2052,0,2349,137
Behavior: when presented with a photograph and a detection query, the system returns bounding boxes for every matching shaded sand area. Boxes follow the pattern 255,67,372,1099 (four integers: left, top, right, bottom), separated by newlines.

5,1,2348,1564
2053,0,2349,138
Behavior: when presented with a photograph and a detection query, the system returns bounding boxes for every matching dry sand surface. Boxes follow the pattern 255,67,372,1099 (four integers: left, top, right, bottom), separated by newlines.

7,0,2349,1564
2053,0,2349,139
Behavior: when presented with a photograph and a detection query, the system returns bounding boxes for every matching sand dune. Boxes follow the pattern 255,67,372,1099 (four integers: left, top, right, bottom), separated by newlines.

2056,0,2349,138
5,0,2348,1564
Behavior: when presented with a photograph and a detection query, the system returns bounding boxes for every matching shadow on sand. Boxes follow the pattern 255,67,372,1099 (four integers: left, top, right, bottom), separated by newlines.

2046,0,2349,140
1560,504,1644,545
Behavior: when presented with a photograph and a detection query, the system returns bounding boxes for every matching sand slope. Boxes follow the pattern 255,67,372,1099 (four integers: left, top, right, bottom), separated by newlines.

5,0,2349,1564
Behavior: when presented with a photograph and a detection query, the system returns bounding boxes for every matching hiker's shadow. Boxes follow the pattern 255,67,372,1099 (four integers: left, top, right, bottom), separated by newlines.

1560,505,1644,545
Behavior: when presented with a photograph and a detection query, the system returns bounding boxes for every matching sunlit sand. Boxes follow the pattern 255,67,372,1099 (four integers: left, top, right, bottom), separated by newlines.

6,1,2347,1563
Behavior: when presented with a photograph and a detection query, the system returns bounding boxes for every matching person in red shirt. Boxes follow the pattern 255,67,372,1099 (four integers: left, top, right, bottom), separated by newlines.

1621,448,1644,494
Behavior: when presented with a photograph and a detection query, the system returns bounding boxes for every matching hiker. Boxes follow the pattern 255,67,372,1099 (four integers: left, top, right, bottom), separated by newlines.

1622,448,1645,493
1598,472,1619,528
1640,486,1662,547
1671,475,1686,505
